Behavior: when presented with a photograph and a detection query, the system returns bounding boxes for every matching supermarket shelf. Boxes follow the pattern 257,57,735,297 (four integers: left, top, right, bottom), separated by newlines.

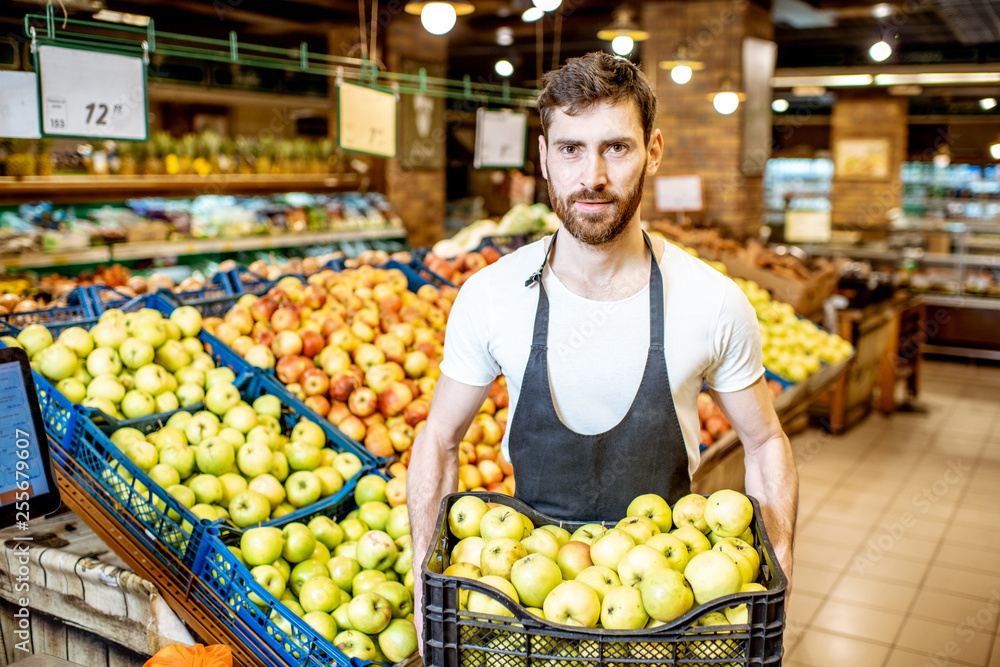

111,227,406,260
923,344,1000,362
918,292,1000,311
0,247,110,270
799,243,1000,269
0,173,362,203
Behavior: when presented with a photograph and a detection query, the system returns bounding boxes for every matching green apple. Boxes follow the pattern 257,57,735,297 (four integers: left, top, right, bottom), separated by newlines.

347,592,392,635
90,322,127,349
121,390,156,419
17,324,53,358
170,306,203,337
166,484,195,520
510,553,562,608
110,427,146,449
393,536,412,575
270,451,290,483
123,440,157,473
683,550,743,606
176,383,205,407
314,466,344,497
671,525,712,558
334,630,377,662
252,394,282,420
148,464,180,489
617,545,671,589
56,378,87,404
249,474,285,510
538,524,571,547
332,452,363,482
356,530,398,572
189,352,216,372
385,505,410,541
285,470,321,508
135,364,170,396
159,444,195,479
246,425,277,450
204,367,237,390
703,490,754,539
327,555,361,593
575,565,620,604
627,493,673,533
569,524,606,545
82,396,120,419
589,528,636,572
291,419,326,449
289,558,329,596
358,501,391,532
284,442,322,471
282,522,317,563
340,518,367,543
149,426,185,449
37,343,78,381
218,472,249,506
616,516,660,545
378,618,417,663
188,474,223,505
645,532,691,573
119,338,155,370
672,494,710,534
217,427,245,447
195,436,235,476
224,404,258,434
301,611,337,642
300,576,343,614
237,441,273,478
541,580,600,628
332,604,354,633
373,580,412,619
166,410,194,431
205,382,241,416
352,569,386,596
86,374,125,404
639,568,694,622
601,584,648,630
175,365,206,388
58,327,94,358
133,319,167,348
480,506,525,542
309,516,345,550
155,392,179,413
241,526,284,566
249,564,286,606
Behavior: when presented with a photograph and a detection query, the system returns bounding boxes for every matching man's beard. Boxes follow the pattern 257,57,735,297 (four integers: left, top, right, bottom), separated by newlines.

548,166,646,247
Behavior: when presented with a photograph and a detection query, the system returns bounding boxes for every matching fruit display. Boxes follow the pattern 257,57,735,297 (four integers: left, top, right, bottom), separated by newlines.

697,382,783,448
108,385,366,528
230,477,417,663
419,248,502,287
439,489,770,650
431,203,559,258
0,275,81,316
2,305,237,421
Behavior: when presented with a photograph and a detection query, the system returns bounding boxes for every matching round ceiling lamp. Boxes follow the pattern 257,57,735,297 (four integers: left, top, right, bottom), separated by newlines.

597,7,649,44
532,0,562,11
495,59,514,77
659,45,705,86
612,36,634,56
708,78,746,115
404,1,474,35
869,40,892,62
771,99,789,112
522,6,544,21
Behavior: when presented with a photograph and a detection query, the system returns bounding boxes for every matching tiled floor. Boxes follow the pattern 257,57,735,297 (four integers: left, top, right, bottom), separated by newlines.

784,359,1000,667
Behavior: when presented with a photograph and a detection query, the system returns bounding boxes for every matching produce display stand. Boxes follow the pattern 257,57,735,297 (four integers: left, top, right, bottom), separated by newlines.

692,356,853,494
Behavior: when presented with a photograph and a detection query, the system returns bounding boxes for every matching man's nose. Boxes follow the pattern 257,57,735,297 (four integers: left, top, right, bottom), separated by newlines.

581,154,608,191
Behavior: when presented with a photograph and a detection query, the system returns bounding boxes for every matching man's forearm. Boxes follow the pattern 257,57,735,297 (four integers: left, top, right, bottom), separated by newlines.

407,430,460,578
743,432,798,580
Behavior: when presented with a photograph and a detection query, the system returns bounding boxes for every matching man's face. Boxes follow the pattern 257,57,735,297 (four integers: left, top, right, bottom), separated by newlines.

540,100,657,246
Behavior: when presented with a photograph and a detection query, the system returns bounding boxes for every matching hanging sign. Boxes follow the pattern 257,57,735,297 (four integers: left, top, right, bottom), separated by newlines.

0,72,41,139
654,174,703,212
338,82,397,158
35,44,148,141
474,108,527,169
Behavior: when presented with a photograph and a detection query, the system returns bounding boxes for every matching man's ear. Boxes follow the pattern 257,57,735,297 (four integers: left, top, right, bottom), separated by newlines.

538,135,549,180
646,128,663,175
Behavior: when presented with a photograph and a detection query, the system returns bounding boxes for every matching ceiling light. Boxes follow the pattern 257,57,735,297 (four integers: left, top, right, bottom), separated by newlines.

659,44,704,85
496,27,514,46
708,78,745,115
612,36,634,56
991,141,1000,161
980,97,997,110
874,72,1000,85
404,1,474,35
522,6,544,21
532,0,562,11
495,59,514,77
869,40,892,62
770,74,873,88
771,99,789,112
93,9,150,26
597,7,649,42
872,3,892,18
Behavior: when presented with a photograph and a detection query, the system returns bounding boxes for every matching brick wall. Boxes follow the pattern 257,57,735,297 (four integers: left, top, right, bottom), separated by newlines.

829,94,908,232
385,16,447,247
641,0,772,239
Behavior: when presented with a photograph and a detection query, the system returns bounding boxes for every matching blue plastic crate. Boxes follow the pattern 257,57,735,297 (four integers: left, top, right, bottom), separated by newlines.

190,470,395,667
0,287,96,329
399,259,455,289
64,371,372,571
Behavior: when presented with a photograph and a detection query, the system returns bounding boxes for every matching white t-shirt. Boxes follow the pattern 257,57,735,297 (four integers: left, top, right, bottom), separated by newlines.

440,236,764,477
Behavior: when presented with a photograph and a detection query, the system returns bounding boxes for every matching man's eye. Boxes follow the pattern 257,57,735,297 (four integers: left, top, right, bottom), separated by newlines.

610,144,626,153
561,146,576,154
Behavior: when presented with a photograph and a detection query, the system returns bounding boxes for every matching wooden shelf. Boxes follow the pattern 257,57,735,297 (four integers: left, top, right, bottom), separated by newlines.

0,173,362,204
0,247,110,270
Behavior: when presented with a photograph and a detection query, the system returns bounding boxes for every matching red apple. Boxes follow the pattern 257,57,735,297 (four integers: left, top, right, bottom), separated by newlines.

305,395,330,417
363,413,385,429
301,330,325,359
302,368,331,397
403,400,429,427
271,306,301,333
302,285,327,310
339,415,367,441
378,382,413,418
475,444,496,462
478,460,504,486
464,420,484,445
277,355,309,385
328,401,351,426
328,328,358,354
266,287,290,305
365,425,394,458
272,330,303,357
348,387,377,418
374,334,406,365
214,322,240,345
330,370,361,402
250,296,279,323
254,329,276,348
378,294,402,313
388,422,414,452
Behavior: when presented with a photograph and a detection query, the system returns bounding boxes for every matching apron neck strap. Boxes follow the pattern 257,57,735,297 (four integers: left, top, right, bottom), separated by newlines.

525,229,559,288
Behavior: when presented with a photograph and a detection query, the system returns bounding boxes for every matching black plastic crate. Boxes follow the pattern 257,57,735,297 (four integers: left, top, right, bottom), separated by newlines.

421,493,787,667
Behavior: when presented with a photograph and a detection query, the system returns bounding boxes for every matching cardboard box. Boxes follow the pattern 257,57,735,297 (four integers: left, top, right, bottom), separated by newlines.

722,251,840,316
124,221,170,243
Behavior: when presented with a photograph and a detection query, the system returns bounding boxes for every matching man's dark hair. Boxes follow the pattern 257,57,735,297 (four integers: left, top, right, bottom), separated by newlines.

537,52,658,146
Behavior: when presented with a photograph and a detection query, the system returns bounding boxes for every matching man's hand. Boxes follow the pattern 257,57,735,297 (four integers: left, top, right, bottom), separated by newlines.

407,375,492,657
711,377,798,594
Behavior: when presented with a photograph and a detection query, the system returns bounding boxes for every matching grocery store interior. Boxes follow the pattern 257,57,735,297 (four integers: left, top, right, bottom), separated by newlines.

1,0,1000,665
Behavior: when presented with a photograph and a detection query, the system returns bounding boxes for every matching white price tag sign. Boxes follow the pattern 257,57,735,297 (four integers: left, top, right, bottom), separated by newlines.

37,44,148,141
474,108,527,169
654,175,703,212
0,72,42,139
338,82,397,158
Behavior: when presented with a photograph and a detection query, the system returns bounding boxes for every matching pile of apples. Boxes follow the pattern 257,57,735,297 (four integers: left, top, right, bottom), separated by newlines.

736,278,853,384
235,476,416,663
3,306,233,421
442,490,766,659
421,248,501,287
109,386,367,528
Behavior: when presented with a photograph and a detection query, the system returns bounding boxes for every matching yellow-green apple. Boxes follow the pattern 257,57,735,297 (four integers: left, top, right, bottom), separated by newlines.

285,470,322,508
170,306,202,337
480,537,527,579
236,442,272,478
555,541,593,580
480,506,526,542
467,575,518,617
37,343,79,381
249,473,285,510
148,464,180,489
185,413,221,449
348,591,393,634
355,474,388,504
385,505,410,541
314,467,344,497
245,344,276,369
687,611,742,660
87,374,125,403
671,525,712,558
252,394,282,420
542,580,600,628
374,580,412,618
569,524,606,545
196,437,235,476
299,575,342,614
617,545,672,589
110,427,145,449
448,495,489,539
332,452,364,481
327,555,361,593
301,610,337,642
538,525,571,547
121,390,156,419
359,501,391,532
58,327,94,358
188,473,223,505
283,442,321,471
205,382,240,416
154,392,179,413
589,528,636,571
393,536,412,575
176,383,204,407
223,404,258,434
340,518,367,542
270,452,289,482
241,526,283,566
357,530,398,571
56,378,86,404
166,485,195,520
378,619,418,663
684,551,743,606
89,322,127,350
724,582,767,624
521,528,560,561
249,564,286,606
281,522,316,564
615,516,660,544
639,568,694,622
645,532,690,573
124,440,157,472
672,494,710,534
703,490,754,539
154,340,191,373
451,536,486,568
601,585,648,630
627,493,673,533
575,565,620,604
510,554,562,608
352,569,387,595
229,489,271,527
335,630,378,662
309,516,345,550
205,367,236,389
